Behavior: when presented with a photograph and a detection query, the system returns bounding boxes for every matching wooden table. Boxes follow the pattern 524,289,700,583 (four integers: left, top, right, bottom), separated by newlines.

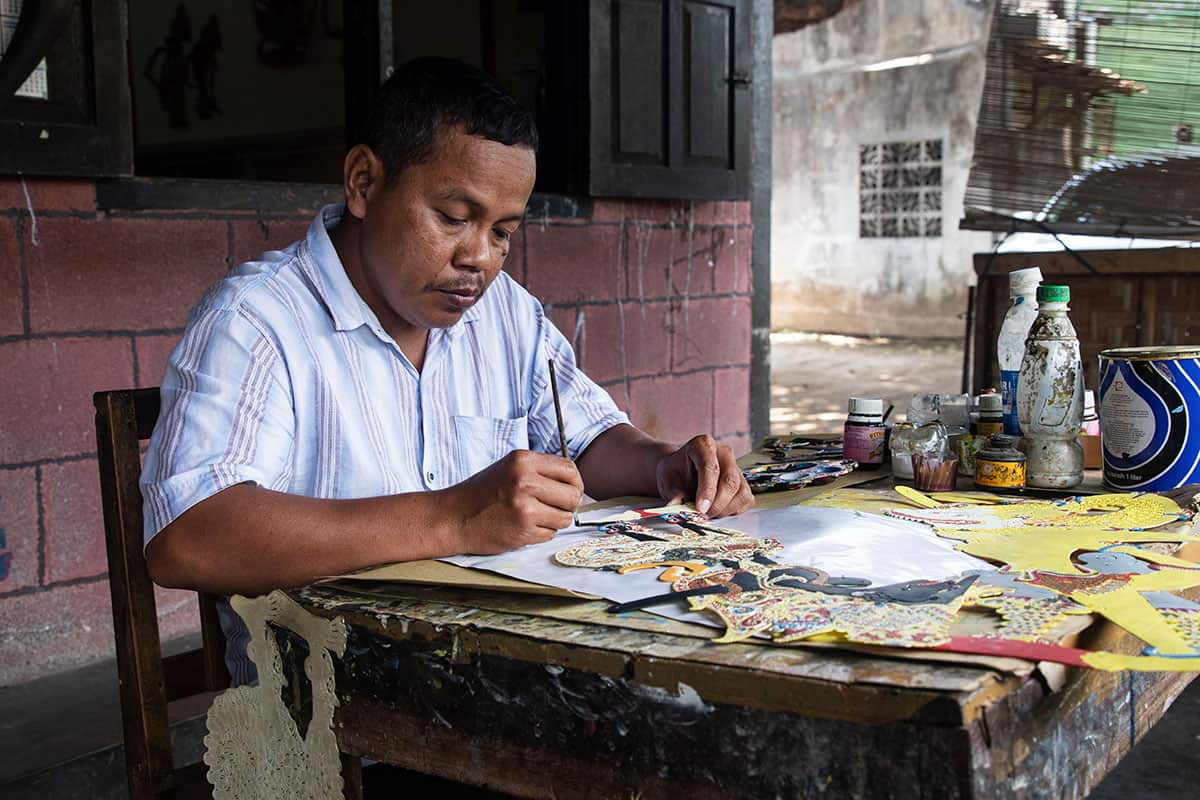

283,473,1197,800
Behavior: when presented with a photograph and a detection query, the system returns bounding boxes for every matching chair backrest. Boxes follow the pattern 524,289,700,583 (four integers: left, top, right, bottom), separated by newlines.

94,388,228,799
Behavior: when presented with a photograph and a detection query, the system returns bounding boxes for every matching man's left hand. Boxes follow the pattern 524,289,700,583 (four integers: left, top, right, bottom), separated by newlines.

655,434,754,517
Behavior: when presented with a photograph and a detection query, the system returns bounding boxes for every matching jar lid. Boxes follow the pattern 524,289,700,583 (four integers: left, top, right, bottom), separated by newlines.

978,393,1002,412
1099,345,1200,362
1008,266,1043,295
848,397,884,416
988,433,1019,449
1037,285,1070,303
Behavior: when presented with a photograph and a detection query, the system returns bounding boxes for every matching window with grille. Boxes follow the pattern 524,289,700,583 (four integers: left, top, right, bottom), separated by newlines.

859,139,944,239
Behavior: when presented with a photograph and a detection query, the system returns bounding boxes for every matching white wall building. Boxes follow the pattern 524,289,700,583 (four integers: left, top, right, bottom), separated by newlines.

772,0,996,338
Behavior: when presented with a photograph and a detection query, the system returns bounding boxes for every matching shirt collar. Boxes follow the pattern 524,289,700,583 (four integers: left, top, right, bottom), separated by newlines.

305,203,483,336
305,204,375,332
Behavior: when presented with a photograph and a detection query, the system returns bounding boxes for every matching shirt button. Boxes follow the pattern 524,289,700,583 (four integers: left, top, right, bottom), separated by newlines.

427,472,435,482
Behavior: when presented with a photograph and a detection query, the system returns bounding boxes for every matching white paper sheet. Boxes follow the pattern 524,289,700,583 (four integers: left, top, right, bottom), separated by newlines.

441,505,991,630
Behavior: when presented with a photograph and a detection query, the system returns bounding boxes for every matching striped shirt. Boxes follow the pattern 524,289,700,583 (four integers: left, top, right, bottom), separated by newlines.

141,204,627,684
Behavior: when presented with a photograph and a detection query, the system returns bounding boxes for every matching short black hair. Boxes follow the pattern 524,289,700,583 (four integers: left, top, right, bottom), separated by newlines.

364,57,538,184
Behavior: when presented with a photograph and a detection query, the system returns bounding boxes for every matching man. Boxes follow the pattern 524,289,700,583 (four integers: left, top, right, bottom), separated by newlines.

142,58,753,684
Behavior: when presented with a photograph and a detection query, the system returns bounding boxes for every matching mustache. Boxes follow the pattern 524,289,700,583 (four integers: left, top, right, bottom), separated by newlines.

433,282,485,295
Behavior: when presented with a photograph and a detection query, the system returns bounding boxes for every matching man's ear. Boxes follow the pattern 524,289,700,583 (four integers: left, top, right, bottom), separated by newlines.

343,144,383,220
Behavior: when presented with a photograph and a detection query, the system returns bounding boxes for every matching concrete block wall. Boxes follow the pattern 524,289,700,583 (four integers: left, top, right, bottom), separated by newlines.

0,179,752,685
771,0,994,338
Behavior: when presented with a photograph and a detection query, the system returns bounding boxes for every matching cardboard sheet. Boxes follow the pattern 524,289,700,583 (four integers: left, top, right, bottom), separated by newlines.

330,558,599,599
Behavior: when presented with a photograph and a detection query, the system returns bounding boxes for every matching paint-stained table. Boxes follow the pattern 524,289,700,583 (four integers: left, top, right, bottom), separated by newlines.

287,570,1194,800
282,458,1196,799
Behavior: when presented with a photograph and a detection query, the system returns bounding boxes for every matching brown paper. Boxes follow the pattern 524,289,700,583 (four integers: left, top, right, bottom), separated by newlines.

324,558,600,599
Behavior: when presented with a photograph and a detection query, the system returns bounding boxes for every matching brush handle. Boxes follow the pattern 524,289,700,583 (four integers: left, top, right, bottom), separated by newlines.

548,359,570,459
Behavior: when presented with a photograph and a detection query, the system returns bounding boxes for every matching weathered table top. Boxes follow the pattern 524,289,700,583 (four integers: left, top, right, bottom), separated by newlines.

290,577,1192,799
283,463,1197,799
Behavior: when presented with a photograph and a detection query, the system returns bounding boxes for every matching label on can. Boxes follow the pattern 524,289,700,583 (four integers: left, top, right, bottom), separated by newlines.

975,458,1026,488
1100,350,1200,491
1001,369,1022,435
1100,375,1155,456
977,420,1004,437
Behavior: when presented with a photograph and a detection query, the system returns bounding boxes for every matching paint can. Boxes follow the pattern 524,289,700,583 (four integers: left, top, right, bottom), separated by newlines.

1099,346,1200,491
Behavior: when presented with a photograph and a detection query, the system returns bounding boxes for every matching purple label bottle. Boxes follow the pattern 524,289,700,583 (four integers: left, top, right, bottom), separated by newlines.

843,397,885,469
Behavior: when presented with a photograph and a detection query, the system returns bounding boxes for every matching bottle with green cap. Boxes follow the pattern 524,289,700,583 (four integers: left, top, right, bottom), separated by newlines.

1016,284,1084,487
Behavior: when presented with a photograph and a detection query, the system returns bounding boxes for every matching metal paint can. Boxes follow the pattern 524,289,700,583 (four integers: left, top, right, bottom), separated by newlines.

1099,346,1200,491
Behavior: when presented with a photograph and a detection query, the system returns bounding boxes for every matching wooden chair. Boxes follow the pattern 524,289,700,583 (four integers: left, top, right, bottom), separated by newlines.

94,388,364,799
95,388,230,799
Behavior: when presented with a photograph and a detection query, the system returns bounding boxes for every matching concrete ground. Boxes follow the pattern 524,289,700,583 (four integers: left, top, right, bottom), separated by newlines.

770,331,966,434
769,331,1200,798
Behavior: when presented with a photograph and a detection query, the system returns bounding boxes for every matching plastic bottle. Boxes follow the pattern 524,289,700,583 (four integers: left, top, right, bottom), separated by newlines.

1017,285,1084,488
998,267,1043,436
843,397,886,469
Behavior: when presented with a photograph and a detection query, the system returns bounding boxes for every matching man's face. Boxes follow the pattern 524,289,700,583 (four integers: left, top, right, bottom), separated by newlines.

345,125,536,337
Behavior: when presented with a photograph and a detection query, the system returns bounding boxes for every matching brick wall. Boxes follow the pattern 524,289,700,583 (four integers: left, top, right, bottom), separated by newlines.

0,178,752,685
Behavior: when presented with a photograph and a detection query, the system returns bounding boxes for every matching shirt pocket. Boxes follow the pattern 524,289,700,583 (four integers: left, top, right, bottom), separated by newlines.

452,414,530,478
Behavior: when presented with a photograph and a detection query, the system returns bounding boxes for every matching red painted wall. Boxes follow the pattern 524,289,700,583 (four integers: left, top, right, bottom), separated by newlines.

0,179,752,685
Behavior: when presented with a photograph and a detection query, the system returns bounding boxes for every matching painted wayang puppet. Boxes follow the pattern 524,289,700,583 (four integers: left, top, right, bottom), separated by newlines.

140,57,753,685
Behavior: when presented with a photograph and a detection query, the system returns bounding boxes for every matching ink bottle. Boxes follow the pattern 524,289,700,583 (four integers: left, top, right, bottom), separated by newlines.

843,397,886,470
974,433,1027,491
976,393,1004,437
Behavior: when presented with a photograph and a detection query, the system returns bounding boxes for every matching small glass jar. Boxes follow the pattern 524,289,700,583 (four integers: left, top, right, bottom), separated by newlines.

889,422,915,479
955,434,986,476
974,433,1027,490
890,420,948,481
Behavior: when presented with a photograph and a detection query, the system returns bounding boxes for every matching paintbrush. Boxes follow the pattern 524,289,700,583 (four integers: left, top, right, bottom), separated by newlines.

548,359,569,460
548,359,579,527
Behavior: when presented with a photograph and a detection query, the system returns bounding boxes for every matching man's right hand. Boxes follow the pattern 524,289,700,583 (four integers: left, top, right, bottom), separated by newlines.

447,450,584,554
